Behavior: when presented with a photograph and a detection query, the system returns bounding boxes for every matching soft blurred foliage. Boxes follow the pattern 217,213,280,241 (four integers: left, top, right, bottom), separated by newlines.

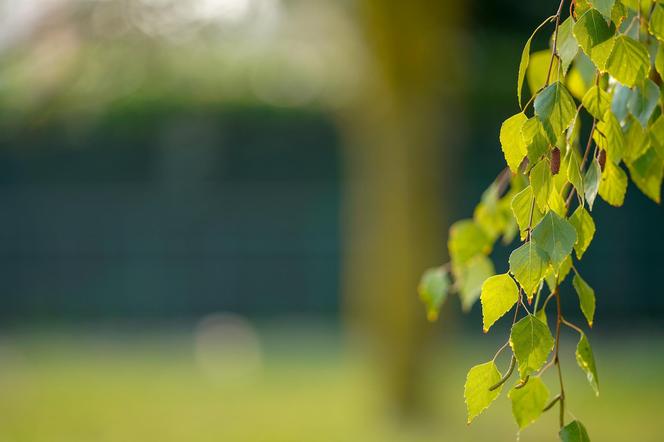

0,0,662,441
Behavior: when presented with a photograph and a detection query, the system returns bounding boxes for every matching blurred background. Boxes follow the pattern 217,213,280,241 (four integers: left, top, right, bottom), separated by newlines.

0,0,662,441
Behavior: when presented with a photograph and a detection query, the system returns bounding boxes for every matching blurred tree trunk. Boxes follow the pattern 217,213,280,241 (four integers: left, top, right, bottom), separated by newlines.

338,0,466,417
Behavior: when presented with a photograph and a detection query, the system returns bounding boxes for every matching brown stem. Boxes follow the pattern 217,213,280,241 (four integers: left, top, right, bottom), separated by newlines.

545,0,567,86
554,284,566,428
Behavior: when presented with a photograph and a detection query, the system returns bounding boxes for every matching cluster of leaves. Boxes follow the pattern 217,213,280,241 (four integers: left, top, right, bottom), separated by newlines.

418,0,663,439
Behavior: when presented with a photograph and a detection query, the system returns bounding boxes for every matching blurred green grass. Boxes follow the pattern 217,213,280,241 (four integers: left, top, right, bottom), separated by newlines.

0,324,661,442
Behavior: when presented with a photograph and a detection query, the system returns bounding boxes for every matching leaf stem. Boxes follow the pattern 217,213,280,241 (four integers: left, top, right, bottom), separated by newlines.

490,355,516,391
545,0,567,86
543,394,562,412
553,283,566,428
562,317,584,334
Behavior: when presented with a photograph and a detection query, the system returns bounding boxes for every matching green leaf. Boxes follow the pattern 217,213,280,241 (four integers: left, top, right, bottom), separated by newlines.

518,17,554,107
569,206,596,259
627,79,660,128
623,118,651,163
480,274,519,333
573,270,596,327
598,160,628,206
594,110,625,164
531,211,578,269
527,50,560,97
627,147,664,203
455,255,496,312
531,160,553,212
518,33,533,109
448,220,492,265
656,44,664,78
573,9,615,60
592,0,615,19
604,35,650,87
511,186,544,241
509,242,549,299
576,333,600,396
560,420,591,442
500,113,529,172
509,376,549,429
545,255,573,292
522,118,551,162
567,152,585,205
510,314,555,378
581,86,611,120
650,116,664,157
649,4,664,41
548,185,568,218
558,17,580,74
534,82,577,142
611,84,632,122
584,159,602,210
418,267,451,322
464,361,503,424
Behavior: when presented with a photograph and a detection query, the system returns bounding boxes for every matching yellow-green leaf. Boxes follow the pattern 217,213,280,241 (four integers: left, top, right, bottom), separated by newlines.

510,314,555,378
511,186,544,241
576,333,600,396
627,147,664,203
545,255,573,292
534,82,577,143
509,376,549,429
448,220,492,265
531,160,553,212
558,17,580,74
573,270,596,327
500,113,529,172
569,206,596,259
594,110,625,164
592,0,616,19
649,4,664,41
598,160,628,206
509,242,549,299
480,274,519,333
582,85,611,120
604,35,650,87
657,43,664,78
573,9,615,61
584,159,602,210
454,255,496,312
522,118,551,163
418,267,451,322
464,361,503,424
567,152,585,204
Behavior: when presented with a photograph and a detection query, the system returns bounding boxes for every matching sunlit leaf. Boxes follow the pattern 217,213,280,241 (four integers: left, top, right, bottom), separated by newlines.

598,160,628,206
569,206,596,259
510,314,555,378
464,361,503,424
531,160,553,212
573,269,596,327
480,274,519,333
509,242,549,299
500,113,529,173
604,35,650,87
576,333,600,396
534,82,577,143
418,267,451,322
509,376,549,429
